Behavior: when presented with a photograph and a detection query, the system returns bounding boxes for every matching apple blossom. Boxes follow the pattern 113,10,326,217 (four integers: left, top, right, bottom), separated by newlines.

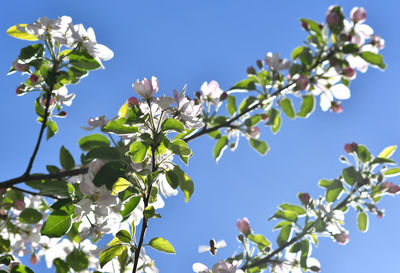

133,76,159,99
201,80,224,106
211,261,243,273
295,75,310,90
350,7,366,23
265,52,290,71
81,116,108,131
236,217,251,235
193,263,210,273
53,86,76,107
334,231,350,245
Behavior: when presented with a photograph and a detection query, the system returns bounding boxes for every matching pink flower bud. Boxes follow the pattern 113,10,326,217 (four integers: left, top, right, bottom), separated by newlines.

382,182,400,194
326,11,339,27
343,67,356,79
29,74,39,83
237,217,251,235
16,85,26,96
132,76,159,99
14,199,25,211
299,193,311,204
220,92,228,101
310,266,321,273
247,66,256,75
127,96,140,107
30,253,38,265
261,113,268,121
12,60,29,72
377,211,384,219
301,21,309,30
247,126,261,139
344,142,358,153
350,7,366,23
330,102,343,113
334,231,349,245
58,111,68,117
256,59,263,69
296,75,310,90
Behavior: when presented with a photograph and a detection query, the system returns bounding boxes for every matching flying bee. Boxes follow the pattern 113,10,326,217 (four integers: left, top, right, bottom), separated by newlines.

198,239,227,256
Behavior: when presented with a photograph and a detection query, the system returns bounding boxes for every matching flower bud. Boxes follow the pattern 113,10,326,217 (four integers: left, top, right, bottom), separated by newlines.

29,74,39,83
382,182,400,194
247,66,256,75
236,217,251,235
326,8,339,28
330,102,343,113
261,113,268,121
299,193,311,204
58,111,68,117
343,67,356,79
310,266,321,272
350,7,366,23
127,96,140,107
30,253,38,265
344,142,358,153
296,75,310,90
195,91,202,99
14,199,25,211
16,86,25,96
132,76,159,99
334,231,349,245
377,211,384,219
256,59,263,69
372,35,385,50
12,60,29,72
219,92,228,101
301,21,309,30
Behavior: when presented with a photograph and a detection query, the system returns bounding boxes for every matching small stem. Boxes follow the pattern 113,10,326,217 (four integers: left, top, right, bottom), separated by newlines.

132,146,157,273
11,186,60,200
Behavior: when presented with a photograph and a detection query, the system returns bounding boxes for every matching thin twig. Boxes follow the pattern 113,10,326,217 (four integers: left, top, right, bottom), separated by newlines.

11,186,60,200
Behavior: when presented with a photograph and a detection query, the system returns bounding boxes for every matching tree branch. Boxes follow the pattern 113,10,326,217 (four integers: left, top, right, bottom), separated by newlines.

11,186,61,200
0,168,89,189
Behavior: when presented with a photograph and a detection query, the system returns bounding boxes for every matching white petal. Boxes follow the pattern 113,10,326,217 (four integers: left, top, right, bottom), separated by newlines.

193,263,209,272
320,92,332,111
331,84,351,100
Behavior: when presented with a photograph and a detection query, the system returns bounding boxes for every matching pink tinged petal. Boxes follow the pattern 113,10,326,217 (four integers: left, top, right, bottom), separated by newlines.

79,179,96,196
320,92,332,111
331,84,350,100
350,7,367,23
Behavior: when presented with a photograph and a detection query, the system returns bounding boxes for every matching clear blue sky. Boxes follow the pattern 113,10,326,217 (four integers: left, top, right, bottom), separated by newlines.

1,0,400,272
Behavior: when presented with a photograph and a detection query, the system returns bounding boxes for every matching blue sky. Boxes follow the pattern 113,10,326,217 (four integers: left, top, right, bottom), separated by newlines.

1,0,400,272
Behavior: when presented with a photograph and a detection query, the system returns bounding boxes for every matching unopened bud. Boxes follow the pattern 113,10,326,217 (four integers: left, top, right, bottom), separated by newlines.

219,92,228,101
330,102,343,113
256,59,263,69
247,66,256,75
301,21,309,30
14,199,25,211
299,193,311,204
343,67,356,79
334,231,350,245
296,75,310,90
247,126,261,139
16,86,25,96
58,111,67,117
29,74,39,83
195,91,202,99
326,12,339,27
236,217,251,235
310,266,321,272
344,142,358,153
30,253,38,265
261,113,268,121
377,211,384,219
12,60,29,72
127,96,139,107
350,7,366,23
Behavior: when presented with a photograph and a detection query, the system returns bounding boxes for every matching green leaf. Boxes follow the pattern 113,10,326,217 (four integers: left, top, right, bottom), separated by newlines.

239,97,258,114
0,237,10,254
318,179,332,188
121,196,141,218
144,206,156,218
244,115,261,127
166,170,179,189
10,265,34,273
93,162,125,190
371,157,396,165
112,178,133,196
116,230,131,243
360,52,386,69
86,147,121,161
19,44,44,61
34,98,45,117
78,134,110,151
299,47,313,66
7,24,38,41
342,166,359,186
279,203,306,216
357,212,368,232
342,44,359,54
248,234,271,248
66,249,88,271
46,120,58,140
384,168,400,177
59,146,75,170
357,145,371,163
230,79,256,91
99,244,124,268
213,136,229,161
267,108,281,134
170,139,192,157
41,210,72,238
273,221,293,230
208,130,221,139
26,179,70,197
291,46,306,60
272,210,298,222
0,254,13,266
148,237,176,254
169,165,194,202
227,96,237,116
280,98,295,119
378,145,397,158
161,118,184,133
299,19,321,35
53,258,69,273
249,139,269,155
103,118,139,134
277,225,292,247
326,180,343,203
129,141,148,163
69,50,101,70
19,208,42,224
297,95,315,118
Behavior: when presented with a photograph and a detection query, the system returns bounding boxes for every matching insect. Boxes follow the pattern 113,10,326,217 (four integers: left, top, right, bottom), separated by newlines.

198,239,227,256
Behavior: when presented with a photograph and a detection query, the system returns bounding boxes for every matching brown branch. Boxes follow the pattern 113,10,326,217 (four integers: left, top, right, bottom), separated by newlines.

0,168,89,189
11,186,61,200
